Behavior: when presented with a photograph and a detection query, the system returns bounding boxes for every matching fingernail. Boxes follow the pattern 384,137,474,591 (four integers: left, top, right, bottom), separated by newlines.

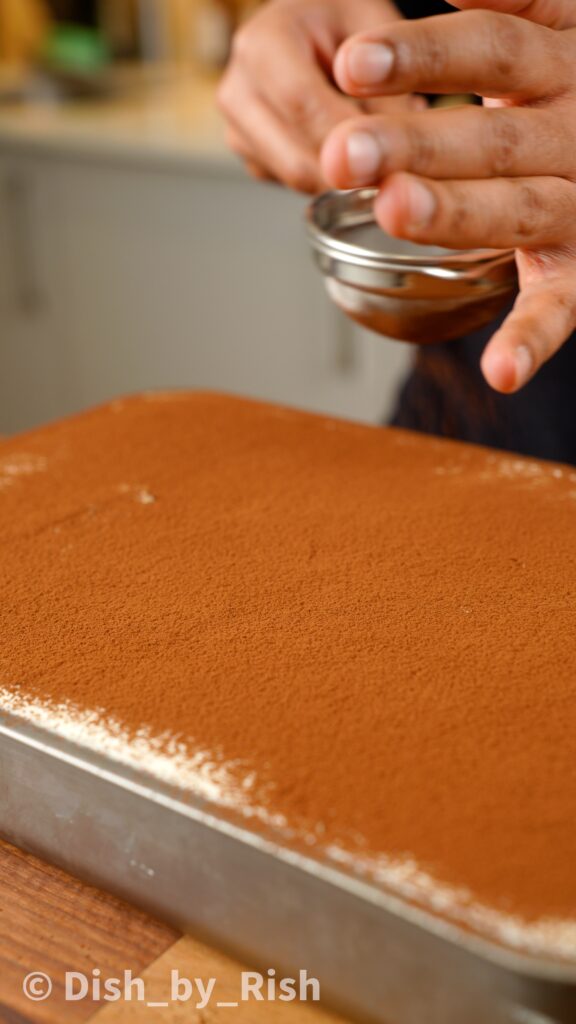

406,181,436,228
346,131,383,183
347,42,395,86
514,345,533,388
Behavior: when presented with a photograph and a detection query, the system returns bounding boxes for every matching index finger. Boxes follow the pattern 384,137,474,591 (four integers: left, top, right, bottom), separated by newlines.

334,10,571,101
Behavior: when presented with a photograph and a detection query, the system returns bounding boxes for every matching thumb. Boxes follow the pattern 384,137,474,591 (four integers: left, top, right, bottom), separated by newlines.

447,1,576,29
481,252,576,393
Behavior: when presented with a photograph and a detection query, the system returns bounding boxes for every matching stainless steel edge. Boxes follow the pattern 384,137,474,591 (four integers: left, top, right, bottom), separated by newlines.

312,248,516,297
1,711,575,1024
306,190,516,272
307,227,516,278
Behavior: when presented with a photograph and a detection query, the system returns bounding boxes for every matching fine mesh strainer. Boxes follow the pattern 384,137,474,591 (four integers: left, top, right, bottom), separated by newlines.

307,188,518,343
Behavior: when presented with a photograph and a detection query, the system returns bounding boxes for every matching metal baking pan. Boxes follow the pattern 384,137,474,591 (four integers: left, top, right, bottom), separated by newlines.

1,708,575,1024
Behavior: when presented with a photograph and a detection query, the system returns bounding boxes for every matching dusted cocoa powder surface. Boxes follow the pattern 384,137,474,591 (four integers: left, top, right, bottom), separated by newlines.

1,392,576,939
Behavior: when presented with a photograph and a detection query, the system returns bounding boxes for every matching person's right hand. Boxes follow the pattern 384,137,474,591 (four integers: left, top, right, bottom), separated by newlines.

217,0,411,194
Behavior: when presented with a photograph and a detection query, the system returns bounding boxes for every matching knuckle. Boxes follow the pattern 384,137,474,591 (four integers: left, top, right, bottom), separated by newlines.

405,122,438,175
230,25,251,62
277,80,319,127
447,184,471,234
542,33,573,93
231,13,281,67
485,112,522,176
549,289,576,322
477,11,523,79
512,181,544,240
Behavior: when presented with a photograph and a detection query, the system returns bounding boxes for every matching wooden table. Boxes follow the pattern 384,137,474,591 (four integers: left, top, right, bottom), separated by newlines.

0,838,348,1024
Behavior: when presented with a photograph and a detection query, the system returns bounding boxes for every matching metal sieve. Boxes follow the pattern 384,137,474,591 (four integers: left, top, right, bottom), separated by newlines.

307,188,518,344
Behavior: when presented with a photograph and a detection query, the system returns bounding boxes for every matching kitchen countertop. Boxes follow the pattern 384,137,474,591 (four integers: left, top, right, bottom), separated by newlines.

0,65,239,171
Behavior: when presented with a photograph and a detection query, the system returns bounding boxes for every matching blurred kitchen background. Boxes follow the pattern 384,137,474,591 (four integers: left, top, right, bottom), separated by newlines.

0,0,410,435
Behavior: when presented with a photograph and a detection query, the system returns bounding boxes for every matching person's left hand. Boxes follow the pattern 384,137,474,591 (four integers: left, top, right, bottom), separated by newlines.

321,1,576,394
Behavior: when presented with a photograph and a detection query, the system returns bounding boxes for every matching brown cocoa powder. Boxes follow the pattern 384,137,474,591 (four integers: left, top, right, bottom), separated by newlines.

1,392,575,947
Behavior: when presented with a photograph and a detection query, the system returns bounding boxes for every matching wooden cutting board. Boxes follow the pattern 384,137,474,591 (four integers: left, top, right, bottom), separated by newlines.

0,838,349,1024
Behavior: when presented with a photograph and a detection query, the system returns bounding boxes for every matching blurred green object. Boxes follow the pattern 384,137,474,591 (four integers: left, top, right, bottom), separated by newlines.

43,23,110,73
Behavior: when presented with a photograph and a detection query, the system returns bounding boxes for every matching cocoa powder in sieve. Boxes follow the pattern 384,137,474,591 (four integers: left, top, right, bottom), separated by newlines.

1,392,575,943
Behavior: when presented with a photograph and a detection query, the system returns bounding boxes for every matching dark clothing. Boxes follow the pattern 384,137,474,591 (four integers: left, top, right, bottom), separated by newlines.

389,0,576,464
391,311,576,464
396,0,453,16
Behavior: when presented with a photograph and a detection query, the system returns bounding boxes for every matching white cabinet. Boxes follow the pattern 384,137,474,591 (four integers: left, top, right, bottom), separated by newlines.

0,156,72,432
0,148,411,434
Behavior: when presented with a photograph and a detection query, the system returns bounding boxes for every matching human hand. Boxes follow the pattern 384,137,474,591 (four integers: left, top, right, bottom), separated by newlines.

321,1,576,394
217,0,420,194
